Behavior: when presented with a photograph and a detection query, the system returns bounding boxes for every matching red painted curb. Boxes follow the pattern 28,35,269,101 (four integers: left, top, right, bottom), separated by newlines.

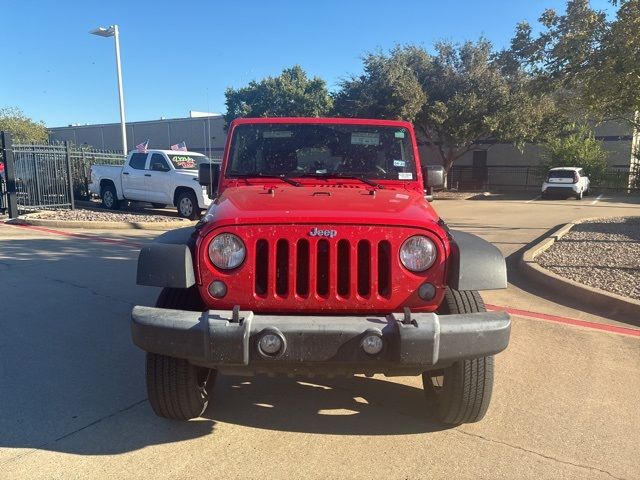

1,222,144,249
486,304,640,338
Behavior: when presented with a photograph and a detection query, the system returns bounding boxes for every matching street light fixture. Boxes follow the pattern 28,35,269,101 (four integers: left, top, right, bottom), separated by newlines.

90,25,128,156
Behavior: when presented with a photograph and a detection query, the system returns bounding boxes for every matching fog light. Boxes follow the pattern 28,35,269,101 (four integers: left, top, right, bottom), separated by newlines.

259,333,283,356
208,280,227,298
418,282,436,300
361,334,384,355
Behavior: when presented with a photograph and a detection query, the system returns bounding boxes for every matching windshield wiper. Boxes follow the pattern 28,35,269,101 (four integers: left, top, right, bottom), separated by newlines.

298,172,384,189
229,173,301,187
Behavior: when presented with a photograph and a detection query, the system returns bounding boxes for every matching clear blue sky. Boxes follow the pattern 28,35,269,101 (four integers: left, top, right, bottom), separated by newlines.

1,0,615,127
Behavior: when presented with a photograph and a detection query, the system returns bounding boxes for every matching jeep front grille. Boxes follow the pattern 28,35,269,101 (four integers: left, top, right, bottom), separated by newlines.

199,224,445,313
253,237,393,299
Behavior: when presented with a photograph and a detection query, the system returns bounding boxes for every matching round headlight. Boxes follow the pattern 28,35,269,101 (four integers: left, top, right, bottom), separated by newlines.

400,235,437,272
209,233,246,269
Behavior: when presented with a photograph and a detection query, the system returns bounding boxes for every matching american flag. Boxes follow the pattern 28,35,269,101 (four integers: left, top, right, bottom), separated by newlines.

136,140,149,153
170,141,187,151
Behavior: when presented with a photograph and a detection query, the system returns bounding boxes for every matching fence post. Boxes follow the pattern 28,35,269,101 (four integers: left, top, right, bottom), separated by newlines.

1,131,19,218
65,141,75,210
82,149,88,200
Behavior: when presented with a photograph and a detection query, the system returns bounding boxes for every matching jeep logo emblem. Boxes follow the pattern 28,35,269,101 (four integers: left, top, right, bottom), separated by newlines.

309,227,337,238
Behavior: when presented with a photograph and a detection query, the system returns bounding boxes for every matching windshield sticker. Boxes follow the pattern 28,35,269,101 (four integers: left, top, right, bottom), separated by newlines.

315,169,327,174
394,130,405,138
393,159,406,167
351,132,380,146
398,172,413,180
171,156,196,168
263,131,293,138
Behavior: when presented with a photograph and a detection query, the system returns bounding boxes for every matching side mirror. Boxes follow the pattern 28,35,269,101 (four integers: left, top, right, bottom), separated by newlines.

423,165,445,190
199,163,220,195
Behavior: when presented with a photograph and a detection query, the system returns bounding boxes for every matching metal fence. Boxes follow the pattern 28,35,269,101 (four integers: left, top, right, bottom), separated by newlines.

69,149,124,200
448,165,635,192
1,131,125,217
11,143,74,211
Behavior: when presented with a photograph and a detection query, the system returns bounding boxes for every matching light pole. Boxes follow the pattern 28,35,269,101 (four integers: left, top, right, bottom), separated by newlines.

90,25,128,155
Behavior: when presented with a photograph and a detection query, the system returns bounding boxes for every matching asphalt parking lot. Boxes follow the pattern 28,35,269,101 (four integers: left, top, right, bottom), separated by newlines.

1,193,639,480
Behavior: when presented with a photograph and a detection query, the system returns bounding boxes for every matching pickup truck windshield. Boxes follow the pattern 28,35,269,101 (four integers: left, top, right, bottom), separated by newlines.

168,154,206,170
226,123,417,181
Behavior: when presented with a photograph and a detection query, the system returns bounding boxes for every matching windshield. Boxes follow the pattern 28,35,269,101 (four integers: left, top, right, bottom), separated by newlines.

226,123,417,181
168,154,208,170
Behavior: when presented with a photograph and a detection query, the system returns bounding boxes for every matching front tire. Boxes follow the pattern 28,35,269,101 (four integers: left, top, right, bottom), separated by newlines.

423,288,494,425
176,190,200,220
101,184,120,210
146,287,214,420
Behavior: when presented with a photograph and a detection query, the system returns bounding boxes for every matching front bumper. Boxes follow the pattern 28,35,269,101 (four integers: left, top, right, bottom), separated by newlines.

542,184,578,195
131,307,510,375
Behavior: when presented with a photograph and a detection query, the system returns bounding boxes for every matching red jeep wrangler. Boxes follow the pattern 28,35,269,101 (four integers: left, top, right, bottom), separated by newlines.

132,117,510,425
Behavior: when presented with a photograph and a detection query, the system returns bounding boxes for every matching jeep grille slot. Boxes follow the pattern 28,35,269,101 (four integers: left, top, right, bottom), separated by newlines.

337,240,350,297
316,239,330,296
296,239,310,296
255,239,269,296
275,239,289,296
377,240,392,297
357,240,371,297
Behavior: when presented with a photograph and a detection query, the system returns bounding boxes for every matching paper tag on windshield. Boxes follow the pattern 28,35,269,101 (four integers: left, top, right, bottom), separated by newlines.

394,130,405,138
263,131,293,138
351,132,379,145
398,172,413,180
393,159,406,167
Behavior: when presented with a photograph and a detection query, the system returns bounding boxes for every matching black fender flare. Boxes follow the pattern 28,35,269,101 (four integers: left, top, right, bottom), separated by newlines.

447,230,507,291
136,227,197,288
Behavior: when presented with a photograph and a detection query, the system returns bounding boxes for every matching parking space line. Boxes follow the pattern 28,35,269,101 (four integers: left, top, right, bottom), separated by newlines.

486,304,640,338
525,195,540,204
1,222,144,249
591,193,603,205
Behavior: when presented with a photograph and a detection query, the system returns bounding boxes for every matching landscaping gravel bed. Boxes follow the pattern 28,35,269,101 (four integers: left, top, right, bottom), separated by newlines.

537,217,640,300
434,191,489,200
25,209,184,223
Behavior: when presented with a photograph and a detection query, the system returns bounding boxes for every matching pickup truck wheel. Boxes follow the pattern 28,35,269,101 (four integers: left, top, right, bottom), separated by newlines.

146,287,214,420
101,184,120,210
422,288,494,425
177,191,199,220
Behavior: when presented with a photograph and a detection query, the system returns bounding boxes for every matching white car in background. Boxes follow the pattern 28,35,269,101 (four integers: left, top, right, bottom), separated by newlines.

90,149,214,219
541,166,590,200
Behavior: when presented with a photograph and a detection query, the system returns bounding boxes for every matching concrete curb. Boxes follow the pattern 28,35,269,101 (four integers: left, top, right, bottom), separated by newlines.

6,215,194,231
519,218,640,318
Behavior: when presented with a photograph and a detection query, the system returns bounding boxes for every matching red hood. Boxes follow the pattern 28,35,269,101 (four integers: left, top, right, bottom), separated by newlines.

201,185,440,231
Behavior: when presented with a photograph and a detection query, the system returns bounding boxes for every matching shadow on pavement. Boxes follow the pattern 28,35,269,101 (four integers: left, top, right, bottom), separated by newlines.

208,374,448,436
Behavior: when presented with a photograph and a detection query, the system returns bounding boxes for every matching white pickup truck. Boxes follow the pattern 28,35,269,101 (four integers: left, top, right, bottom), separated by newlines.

89,149,213,219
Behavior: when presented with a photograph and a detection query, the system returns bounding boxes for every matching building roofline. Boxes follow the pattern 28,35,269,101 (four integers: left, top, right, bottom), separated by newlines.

49,114,224,130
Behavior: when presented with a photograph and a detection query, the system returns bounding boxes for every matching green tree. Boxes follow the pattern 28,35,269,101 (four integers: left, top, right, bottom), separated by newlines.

0,107,48,143
541,124,608,182
224,66,333,125
504,0,640,129
334,42,551,174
